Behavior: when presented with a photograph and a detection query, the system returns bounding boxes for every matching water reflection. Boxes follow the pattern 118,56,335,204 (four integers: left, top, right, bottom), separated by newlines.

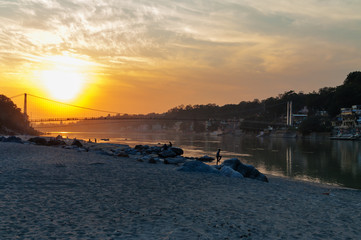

46,131,361,189
286,147,292,176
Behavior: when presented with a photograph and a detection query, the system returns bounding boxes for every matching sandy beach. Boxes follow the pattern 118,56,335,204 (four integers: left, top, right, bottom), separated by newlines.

1,142,361,239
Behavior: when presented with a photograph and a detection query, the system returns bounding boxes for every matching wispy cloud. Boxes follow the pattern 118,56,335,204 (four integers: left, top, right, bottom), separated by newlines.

1,0,360,112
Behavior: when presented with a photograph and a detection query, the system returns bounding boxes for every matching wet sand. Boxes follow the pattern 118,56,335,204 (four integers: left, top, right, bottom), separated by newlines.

1,142,361,239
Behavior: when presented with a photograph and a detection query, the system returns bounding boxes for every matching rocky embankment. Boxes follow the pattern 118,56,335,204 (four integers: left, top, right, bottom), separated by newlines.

0,135,268,182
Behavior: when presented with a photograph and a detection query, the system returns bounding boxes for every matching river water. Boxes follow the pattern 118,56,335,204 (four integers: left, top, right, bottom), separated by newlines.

43,129,361,189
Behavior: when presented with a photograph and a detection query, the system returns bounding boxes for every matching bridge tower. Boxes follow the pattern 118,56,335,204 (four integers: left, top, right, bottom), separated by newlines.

24,93,28,119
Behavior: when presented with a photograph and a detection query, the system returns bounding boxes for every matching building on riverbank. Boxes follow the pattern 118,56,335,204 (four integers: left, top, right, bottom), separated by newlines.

332,105,361,139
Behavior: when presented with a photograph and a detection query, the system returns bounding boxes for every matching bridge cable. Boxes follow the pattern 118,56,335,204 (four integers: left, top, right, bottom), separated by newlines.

27,93,122,115
9,93,24,99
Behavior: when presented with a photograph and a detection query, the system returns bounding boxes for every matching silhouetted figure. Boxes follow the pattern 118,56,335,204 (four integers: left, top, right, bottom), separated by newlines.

94,138,97,143
216,148,222,165
169,141,172,147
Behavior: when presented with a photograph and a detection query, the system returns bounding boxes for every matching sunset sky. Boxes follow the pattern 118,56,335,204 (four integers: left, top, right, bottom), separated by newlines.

1,0,360,115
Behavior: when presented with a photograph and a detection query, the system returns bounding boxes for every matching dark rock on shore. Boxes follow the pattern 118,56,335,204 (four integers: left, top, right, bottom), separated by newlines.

28,137,48,145
117,151,129,158
164,156,187,165
219,166,244,178
148,146,162,154
169,147,184,156
47,139,66,146
71,139,83,148
135,145,146,151
28,137,66,147
177,161,219,174
1,136,23,143
159,149,177,158
222,158,268,182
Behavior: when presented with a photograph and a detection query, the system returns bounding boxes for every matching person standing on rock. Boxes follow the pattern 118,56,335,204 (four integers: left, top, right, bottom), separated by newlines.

216,149,222,165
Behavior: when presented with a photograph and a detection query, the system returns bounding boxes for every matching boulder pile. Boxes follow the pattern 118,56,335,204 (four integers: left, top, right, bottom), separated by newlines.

177,159,268,182
1,135,268,182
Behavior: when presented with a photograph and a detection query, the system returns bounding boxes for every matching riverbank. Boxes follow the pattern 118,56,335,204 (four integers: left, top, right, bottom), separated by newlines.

1,142,361,239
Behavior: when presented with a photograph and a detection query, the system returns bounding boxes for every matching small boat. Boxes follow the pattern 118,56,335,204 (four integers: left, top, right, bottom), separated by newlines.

100,138,110,141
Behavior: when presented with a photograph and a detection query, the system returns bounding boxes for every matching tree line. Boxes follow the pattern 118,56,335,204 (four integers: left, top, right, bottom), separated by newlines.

162,71,360,120
0,95,38,135
2,71,360,135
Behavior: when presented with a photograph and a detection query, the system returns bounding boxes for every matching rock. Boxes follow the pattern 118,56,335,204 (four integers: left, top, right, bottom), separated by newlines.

256,173,269,182
237,164,268,182
159,149,177,158
47,139,66,146
221,158,268,182
148,146,162,154
197,155,215,162
170,147,184,156
222,158,241,170
95,149,114,156
177,161,219,174
140,155,152,162
28,137,47,145
135,145,148,151
124,148,138,155
148,153,159,159
71,139,83,148
148,158,157,164
89,162,105,165
219,166,244,179
55,135,63,140
164,156,187,165
112,145,131,154
3,136,23,143
117,151,129,158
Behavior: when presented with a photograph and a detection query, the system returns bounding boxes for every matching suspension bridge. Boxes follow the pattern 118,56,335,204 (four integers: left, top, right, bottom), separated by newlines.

10,93,123,123
9,93,292,131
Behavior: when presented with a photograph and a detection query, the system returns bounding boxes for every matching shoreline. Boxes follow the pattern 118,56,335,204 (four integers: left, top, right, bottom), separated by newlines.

35,135,361,190
1,134,356,190
1,141,361,239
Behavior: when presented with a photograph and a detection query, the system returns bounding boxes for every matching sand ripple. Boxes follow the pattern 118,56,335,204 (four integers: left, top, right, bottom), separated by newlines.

1,142,361,239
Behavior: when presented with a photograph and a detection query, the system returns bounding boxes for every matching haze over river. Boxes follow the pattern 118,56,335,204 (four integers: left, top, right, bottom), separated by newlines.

41,126,361,190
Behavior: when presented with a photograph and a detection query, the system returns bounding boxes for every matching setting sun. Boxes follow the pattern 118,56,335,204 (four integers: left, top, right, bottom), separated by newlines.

40,69,85,101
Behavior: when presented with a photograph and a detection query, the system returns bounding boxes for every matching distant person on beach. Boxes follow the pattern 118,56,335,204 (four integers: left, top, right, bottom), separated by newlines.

216,149,222,165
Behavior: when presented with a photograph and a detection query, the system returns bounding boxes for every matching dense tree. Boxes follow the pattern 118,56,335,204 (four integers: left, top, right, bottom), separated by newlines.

344,71,361,85
157,71,361,128
0,94,38,135
92,71,360,133
298,116,332,135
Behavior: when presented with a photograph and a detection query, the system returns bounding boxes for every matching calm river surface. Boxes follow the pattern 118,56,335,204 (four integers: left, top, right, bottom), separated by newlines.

44,129,361,189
